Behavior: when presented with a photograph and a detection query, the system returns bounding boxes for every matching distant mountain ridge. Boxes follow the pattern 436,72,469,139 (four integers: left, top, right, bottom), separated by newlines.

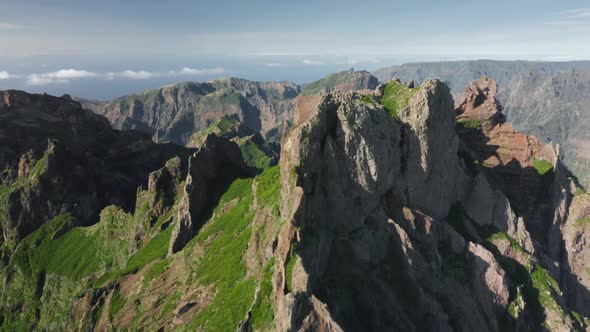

79,78,300,145
79,70,378,146
373,60,590,98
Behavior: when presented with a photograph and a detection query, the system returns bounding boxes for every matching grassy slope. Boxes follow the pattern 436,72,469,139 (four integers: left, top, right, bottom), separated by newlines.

186,166,280,331
0,173,170,330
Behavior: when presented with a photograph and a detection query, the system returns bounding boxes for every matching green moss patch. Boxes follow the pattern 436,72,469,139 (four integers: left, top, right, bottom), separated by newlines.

457,118,482,129
575,216,590,227
530,264,561,311
532,158,554,176
379,80,417,121
359,95,376,105
574,188,588,197
109,287,126,318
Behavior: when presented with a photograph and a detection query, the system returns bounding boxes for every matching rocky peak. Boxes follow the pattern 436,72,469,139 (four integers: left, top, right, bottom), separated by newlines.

272,77,590,330
275,83,510,330
455,77,558,214
169,134,254,253
456,76,502,122
396,79,467,217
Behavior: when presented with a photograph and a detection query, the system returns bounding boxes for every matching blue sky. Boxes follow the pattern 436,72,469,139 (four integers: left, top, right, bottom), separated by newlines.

0,0,589,99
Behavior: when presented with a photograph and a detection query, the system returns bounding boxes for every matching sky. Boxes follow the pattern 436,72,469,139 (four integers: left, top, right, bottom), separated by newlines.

0,0,589,100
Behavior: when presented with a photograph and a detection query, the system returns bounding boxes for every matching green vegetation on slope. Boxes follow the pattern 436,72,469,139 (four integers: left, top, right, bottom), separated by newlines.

359,94,377,105
532,158,554,175
0,148,52,250
249,258,276,330
457,118,482,129
13,213,105,280
123,226,172,274
187,115,277,170
478,225,526,254
186,177,257,331
575,216,590,227
236,137,275,169
379,80,417,121
181,166,282,331
189,116,242,145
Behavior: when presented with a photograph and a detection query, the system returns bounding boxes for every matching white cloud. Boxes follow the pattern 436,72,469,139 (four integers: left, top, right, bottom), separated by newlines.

0,22,21,30
116,70,153,79
48,69,97,79
303,59,323,65
26,75,68,86
22,66,227,85
265,63,282,67
25,69,97,85
104,70,153,80
0,71,16,80
171,67,225,76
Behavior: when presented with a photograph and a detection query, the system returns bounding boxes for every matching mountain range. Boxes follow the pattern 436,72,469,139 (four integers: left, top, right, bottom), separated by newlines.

79,61,590,187
0,61,589,331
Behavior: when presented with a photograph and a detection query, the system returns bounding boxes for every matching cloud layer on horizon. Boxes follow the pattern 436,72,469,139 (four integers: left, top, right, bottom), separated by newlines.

24,67,226,85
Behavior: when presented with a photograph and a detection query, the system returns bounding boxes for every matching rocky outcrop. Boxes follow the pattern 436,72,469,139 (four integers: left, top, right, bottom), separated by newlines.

169,134,253,253
560,192,590,313
272,77,590,331
0,90,190,251
456,77,557,215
